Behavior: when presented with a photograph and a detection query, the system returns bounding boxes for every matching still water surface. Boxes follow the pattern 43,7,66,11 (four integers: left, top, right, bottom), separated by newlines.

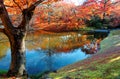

0,32,108,74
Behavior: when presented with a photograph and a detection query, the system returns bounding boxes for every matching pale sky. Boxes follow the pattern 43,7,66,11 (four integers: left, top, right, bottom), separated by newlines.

64,0,85,6
64,0,116,6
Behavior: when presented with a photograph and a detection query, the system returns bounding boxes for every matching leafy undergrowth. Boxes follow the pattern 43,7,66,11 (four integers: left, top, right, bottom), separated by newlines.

48,30,120,79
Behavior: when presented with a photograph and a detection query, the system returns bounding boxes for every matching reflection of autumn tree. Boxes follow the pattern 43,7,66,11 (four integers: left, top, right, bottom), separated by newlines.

26,32,96,52
0,42,9,59
0,33,9,59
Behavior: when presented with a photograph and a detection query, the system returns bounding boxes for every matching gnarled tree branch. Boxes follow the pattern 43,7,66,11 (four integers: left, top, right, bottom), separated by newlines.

0,1,15,32
13,0,22,12
18,0,44,30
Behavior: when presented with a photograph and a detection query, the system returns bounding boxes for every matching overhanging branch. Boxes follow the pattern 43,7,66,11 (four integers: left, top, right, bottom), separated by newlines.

27,0,44,13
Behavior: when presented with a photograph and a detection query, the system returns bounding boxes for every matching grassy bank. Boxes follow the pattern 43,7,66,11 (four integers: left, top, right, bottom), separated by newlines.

48,30,120,79
99,30,120,53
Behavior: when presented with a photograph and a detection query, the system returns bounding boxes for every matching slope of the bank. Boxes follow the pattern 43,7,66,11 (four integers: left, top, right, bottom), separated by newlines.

48,30,120,79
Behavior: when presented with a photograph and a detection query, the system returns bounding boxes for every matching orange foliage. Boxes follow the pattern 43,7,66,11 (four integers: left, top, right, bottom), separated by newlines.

5,0,61,14
4,0,120,32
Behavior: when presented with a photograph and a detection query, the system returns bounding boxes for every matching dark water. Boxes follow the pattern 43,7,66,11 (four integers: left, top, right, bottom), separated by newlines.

0,32,108,75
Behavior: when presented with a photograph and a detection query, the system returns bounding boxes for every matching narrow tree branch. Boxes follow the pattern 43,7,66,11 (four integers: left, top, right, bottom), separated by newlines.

28,0,44,12
13,0,22,12
5,5,17,8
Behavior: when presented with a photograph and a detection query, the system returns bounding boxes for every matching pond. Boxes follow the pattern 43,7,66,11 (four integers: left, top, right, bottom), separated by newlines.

0,31,108,75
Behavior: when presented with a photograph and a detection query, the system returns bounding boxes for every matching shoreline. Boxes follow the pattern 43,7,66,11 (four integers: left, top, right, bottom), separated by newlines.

48,30,120,79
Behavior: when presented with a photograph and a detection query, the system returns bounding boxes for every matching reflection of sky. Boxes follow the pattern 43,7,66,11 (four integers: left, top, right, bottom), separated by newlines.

0,48,90,75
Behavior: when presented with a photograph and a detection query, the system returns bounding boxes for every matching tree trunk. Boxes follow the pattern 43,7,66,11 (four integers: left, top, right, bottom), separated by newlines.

7,30,27,77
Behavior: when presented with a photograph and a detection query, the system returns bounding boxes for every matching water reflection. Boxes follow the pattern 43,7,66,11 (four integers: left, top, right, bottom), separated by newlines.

81,39,101,54
0,32,108,74
26,48,90,74
0,42,9,59
0,49,11,70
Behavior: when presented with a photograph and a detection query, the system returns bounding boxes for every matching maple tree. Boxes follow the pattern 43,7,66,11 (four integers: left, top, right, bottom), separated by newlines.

77,0,120,28
32,1,81,32
0,0,60,77
110,0,120,27
30,0,120,30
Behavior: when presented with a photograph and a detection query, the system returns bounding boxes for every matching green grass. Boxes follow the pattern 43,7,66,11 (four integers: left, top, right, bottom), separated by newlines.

49,57,120,79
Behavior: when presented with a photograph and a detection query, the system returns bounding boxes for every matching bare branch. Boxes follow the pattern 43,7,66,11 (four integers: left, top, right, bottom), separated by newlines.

13,0,22,12
5,5,17,8
28,0,44,12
